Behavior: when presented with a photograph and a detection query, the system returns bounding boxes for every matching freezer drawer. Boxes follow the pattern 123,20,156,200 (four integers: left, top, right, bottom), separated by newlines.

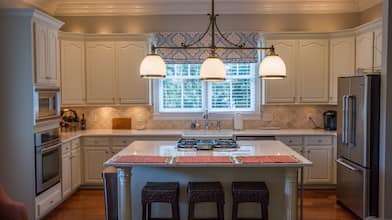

336,158,369,219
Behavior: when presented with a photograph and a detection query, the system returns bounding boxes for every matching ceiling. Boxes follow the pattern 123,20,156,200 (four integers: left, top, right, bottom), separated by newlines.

24,0,382,16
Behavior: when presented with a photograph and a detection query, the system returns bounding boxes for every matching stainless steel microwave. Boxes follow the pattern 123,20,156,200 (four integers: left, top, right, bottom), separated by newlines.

34,87,61,123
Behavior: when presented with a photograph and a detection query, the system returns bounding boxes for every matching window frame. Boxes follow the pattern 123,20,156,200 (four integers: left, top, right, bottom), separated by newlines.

152,63,261,120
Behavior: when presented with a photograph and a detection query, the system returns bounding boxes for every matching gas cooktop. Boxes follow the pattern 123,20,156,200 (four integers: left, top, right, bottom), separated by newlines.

176,138,238,150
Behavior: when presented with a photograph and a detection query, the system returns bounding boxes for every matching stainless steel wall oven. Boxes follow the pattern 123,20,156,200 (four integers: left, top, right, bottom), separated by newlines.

35,127,61,195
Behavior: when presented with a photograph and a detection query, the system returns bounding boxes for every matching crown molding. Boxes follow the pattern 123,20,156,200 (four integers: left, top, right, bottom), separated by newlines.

51,0,378,16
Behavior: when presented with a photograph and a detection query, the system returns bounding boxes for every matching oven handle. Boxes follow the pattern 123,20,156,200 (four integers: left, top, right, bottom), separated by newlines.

39,143,62,154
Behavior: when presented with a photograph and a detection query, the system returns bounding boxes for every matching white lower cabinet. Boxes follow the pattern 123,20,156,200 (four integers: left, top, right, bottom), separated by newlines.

35,183,62,219
278,135,335,185
61,140,82,199
83,146,111,185
71,148,81,190
303,145,333,184
61,151,72,198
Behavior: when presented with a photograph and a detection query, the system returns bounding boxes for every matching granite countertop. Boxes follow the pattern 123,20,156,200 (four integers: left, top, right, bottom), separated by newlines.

104,140,313,168
60,129,337,143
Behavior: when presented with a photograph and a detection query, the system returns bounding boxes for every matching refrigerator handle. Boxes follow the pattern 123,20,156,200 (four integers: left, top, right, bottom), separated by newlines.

342,95,349,145
336,158,359,172
349,95,357,146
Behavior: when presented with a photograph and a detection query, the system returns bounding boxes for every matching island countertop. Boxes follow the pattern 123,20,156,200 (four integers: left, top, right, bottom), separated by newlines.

104,140,313,168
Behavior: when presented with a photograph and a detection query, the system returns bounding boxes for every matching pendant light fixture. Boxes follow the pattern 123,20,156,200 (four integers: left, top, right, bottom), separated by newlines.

259,46,287,79
139,53,166,79
140,0,286,81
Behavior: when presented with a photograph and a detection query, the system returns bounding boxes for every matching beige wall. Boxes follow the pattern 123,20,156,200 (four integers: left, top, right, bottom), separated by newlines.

57,10,380,34
361,3,383,24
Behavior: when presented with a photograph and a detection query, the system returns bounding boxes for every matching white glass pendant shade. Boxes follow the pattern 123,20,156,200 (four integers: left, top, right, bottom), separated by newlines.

140,54,166,78
200,56,226,82
259,55,286,79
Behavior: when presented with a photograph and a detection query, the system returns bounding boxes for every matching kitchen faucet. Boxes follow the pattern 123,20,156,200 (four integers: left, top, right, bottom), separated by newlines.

203,109,209,130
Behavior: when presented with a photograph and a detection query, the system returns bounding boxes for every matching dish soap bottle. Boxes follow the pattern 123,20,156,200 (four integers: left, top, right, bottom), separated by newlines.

80,113,87,130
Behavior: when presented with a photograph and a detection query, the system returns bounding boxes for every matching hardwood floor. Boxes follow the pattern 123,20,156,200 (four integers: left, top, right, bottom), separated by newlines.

45,189,359,220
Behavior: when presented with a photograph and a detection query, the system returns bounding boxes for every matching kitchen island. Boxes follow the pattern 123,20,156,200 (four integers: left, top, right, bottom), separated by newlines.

104,140,312,220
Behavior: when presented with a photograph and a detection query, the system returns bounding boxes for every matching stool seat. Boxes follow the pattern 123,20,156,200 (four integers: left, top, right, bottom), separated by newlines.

187,182,224,203
142,182,180,220
187,182,225,220
232,182,269,203
232,182,269,220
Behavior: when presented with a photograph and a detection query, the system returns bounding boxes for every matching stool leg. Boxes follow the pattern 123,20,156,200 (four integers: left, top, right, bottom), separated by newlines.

188,202,194,220
232,201,238,220
261,203,268,220
171,201,179,220
217,202,224,220
148,203,152,220
142,202,147,220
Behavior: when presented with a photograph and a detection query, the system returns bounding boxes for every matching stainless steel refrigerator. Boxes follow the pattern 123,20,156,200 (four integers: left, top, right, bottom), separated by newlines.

336,74,380,219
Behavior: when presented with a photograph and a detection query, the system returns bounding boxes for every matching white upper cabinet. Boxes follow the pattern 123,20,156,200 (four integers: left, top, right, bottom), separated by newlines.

86,41,116,104
116,41,149,104
47,28,59,85
34,22,48,85
298,39,329,103
356,31,374,71
374,28,383,69
33,19,62,87
61,40,86,105
264,40,297,104
329,37,355,104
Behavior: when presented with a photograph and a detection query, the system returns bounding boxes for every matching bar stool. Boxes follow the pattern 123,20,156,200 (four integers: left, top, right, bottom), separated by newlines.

142,182,180,220
187,182,225,220
232,182,269,220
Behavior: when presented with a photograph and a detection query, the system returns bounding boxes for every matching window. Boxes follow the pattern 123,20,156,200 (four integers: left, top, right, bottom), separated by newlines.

158,63,257,113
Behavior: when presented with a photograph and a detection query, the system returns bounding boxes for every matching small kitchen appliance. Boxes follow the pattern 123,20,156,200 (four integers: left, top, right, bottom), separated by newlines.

33,86,61,124
323,110,337,131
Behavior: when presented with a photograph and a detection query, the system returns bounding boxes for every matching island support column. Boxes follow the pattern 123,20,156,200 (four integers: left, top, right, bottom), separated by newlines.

118,167,132,220
284,168,298,220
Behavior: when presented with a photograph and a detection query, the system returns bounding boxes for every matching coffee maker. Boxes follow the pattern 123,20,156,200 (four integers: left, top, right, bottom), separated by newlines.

323,111,337,131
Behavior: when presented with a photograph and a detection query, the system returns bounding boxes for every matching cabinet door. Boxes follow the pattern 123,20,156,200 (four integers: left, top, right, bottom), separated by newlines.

86,41,116,104
329,37,355,104
71,148,81,191
374,28,383,69
83,146,111,184
298,39,329,103
61,152,72,198
116,41,149,104
61,40,86,105
356,32,374,71
264,40,297,104
34,22,48,85
304,146,333,184
46,28,59,85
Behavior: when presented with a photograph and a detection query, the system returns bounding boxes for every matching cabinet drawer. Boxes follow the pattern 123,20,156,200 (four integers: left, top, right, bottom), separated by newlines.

304,136,333,146
82,137,111,146
112,137,134,146
71,139,80,149
36,185,61,218
276,136,303,146
62,142,71,154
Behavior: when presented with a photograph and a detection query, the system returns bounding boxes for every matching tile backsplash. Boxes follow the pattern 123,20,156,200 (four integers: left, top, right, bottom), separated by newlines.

66,105,336,130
